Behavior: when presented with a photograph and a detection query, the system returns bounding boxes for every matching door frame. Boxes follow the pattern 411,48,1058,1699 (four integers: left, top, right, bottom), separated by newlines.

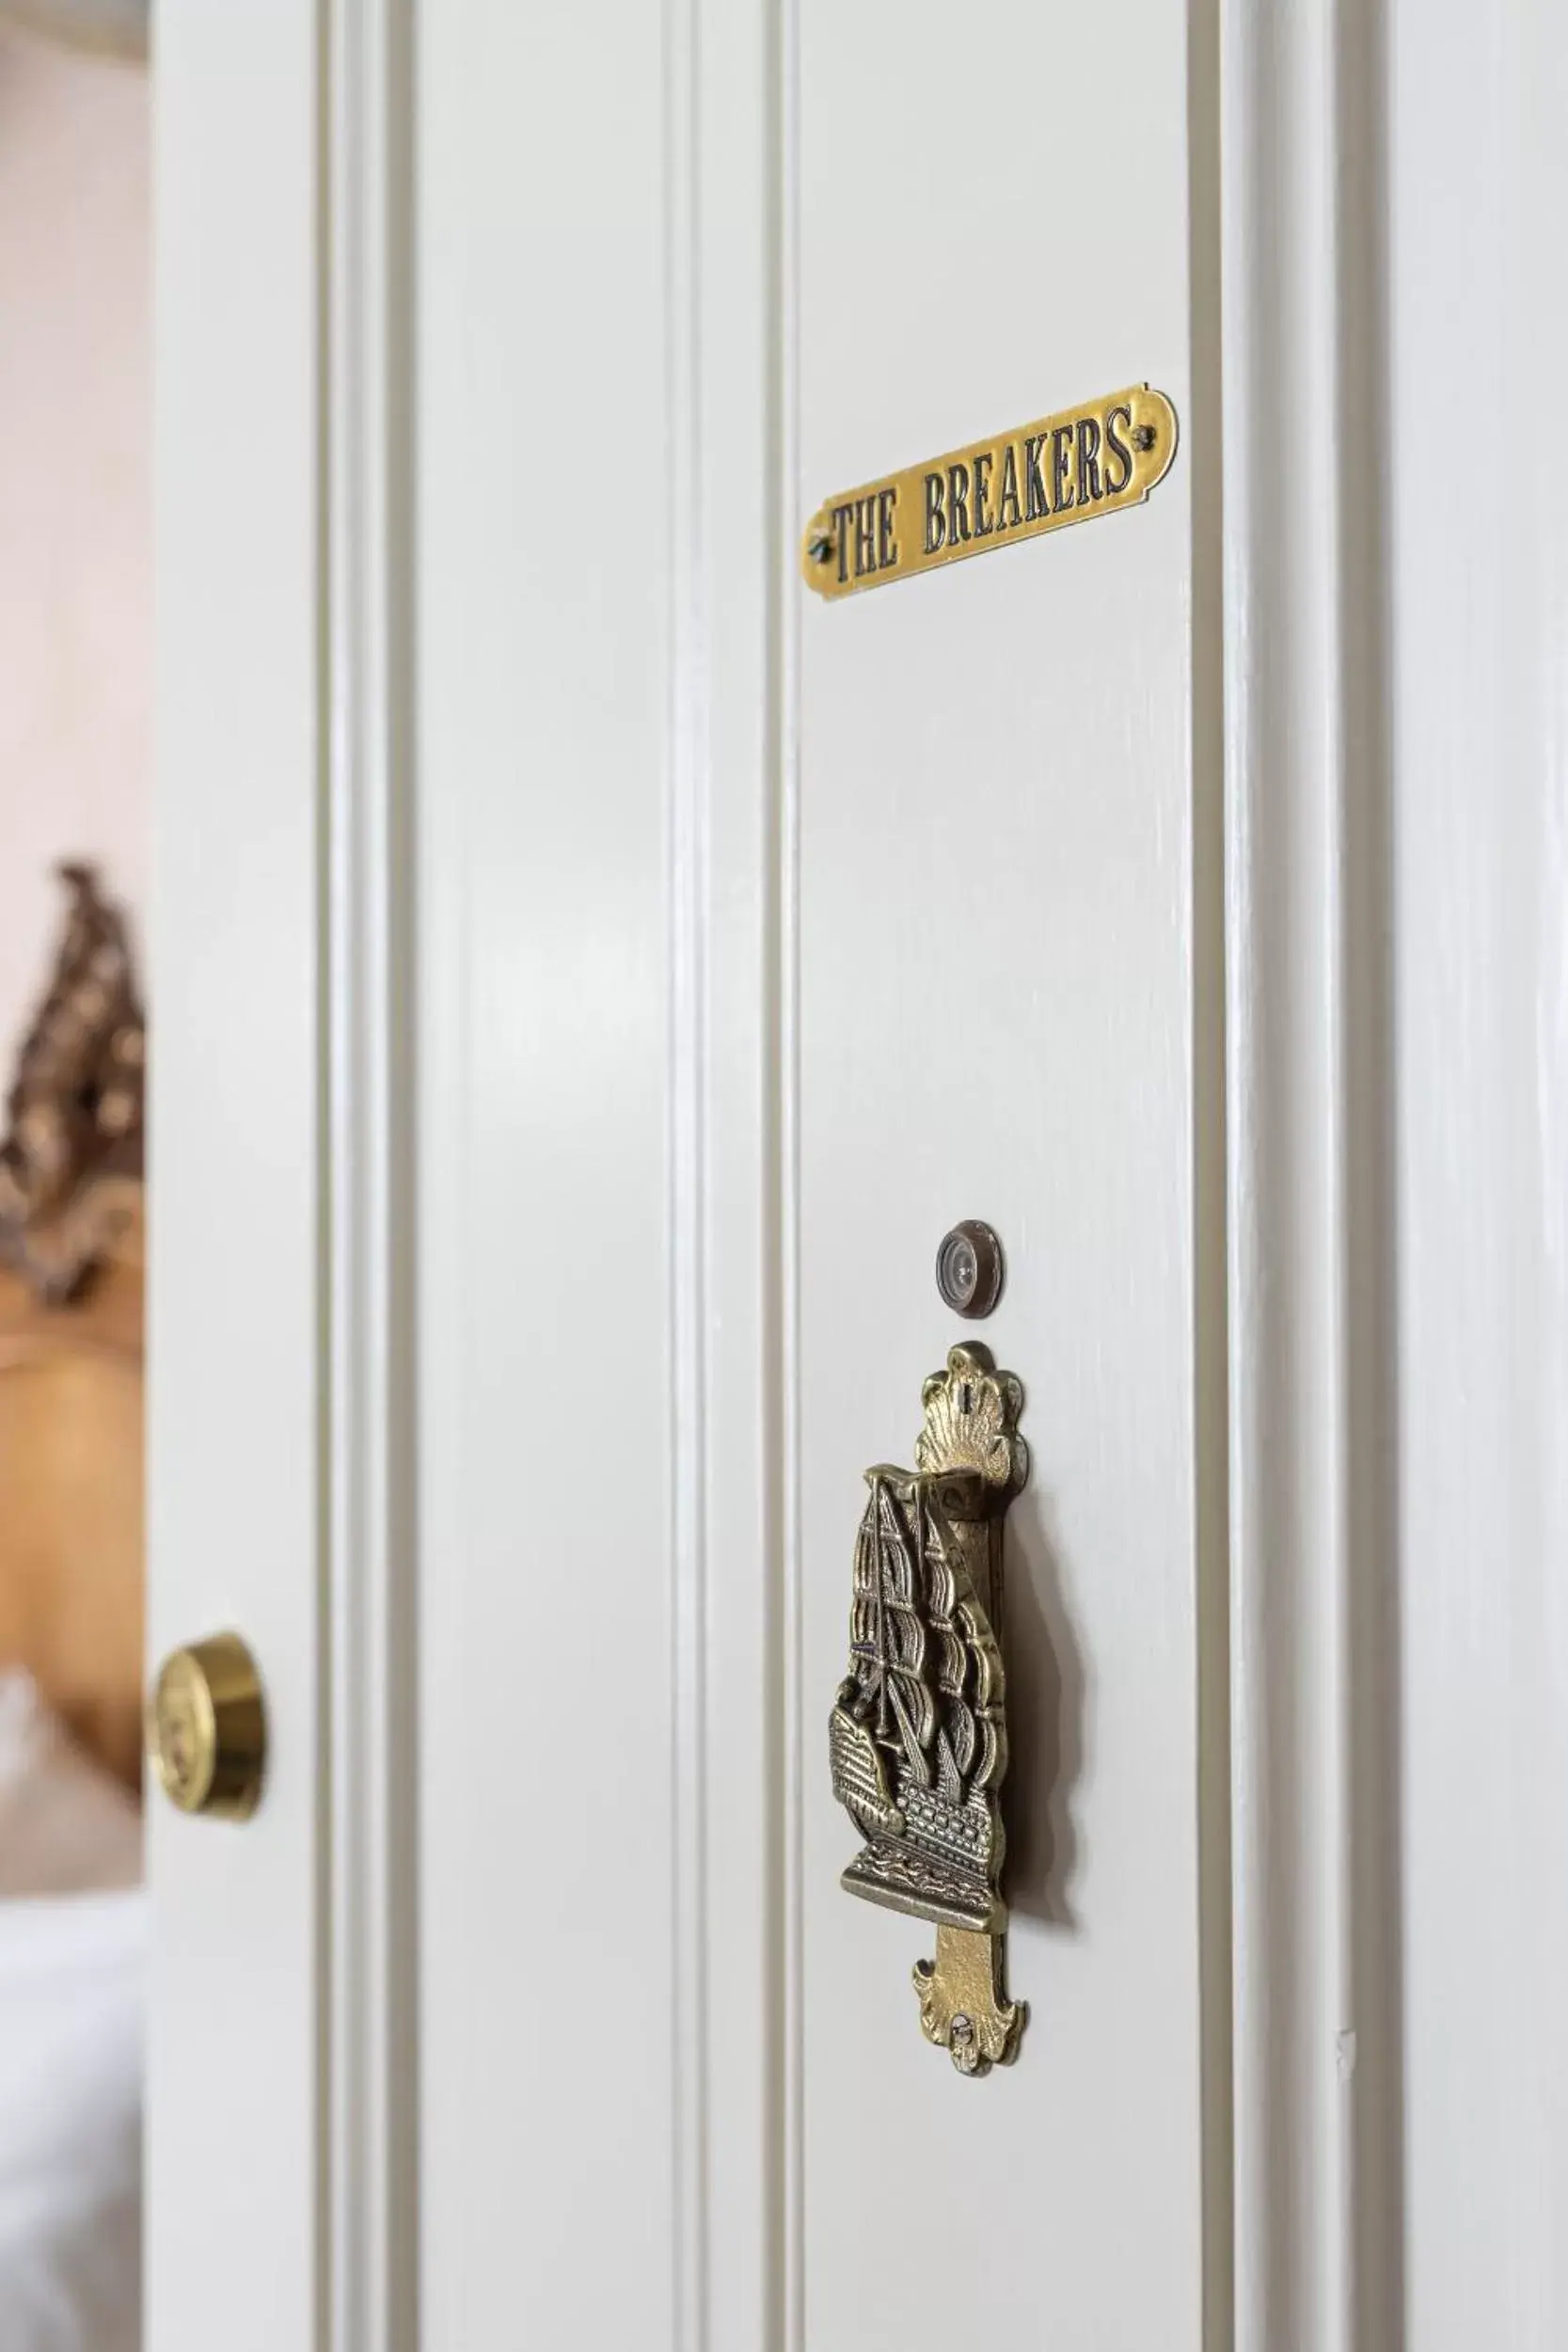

150,4,416,2349
1220,8,1404,2347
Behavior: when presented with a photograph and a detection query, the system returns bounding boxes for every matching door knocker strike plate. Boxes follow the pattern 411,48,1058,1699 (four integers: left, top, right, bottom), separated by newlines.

829,1343,1027,2074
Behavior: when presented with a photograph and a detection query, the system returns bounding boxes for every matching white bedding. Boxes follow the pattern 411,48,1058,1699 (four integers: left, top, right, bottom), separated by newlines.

0,1676,142,1900
0,1675,144,2352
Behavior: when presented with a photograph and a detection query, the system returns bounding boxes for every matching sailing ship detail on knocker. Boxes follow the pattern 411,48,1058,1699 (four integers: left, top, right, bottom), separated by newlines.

829,1343,1029,2074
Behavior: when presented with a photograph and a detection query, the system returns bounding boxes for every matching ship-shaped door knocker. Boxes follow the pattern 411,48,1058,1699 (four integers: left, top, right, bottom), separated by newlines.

829,1343,1028,2075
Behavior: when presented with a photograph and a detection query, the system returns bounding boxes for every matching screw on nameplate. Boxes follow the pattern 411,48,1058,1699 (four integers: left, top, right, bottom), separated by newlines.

800,383,1179,599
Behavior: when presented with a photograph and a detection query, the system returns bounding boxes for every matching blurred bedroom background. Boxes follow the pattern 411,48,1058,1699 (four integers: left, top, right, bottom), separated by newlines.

0,6,150,2349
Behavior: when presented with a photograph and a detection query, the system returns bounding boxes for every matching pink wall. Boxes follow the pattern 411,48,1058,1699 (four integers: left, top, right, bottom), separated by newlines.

0,26,150,1057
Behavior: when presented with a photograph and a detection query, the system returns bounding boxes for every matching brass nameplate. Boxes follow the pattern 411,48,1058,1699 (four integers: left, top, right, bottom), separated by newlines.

800,383,1177,601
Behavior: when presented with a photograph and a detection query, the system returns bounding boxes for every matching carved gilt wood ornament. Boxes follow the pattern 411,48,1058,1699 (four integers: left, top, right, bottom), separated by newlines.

830,1343,1028,2074
0,865,145,1303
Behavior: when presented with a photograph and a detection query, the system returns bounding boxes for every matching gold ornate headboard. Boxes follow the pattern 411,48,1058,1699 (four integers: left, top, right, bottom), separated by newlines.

0,1223,144,1787
0,868,146,1789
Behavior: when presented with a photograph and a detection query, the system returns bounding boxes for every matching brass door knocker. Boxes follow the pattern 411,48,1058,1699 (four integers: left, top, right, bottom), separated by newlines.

829,1343,1027,2074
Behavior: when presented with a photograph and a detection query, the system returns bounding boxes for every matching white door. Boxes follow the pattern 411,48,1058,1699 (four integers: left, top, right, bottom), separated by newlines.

415,1,1220,2346
150,3,1568,2349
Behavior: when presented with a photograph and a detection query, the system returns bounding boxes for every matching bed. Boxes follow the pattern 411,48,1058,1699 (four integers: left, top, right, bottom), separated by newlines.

0,869,147,2352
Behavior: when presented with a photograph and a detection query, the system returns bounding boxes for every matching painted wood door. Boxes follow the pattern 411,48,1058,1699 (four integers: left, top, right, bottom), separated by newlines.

416,2,1223,2347
149,5,1568,2349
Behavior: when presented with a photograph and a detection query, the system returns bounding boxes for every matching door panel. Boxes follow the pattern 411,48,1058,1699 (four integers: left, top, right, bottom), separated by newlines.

416,6,682,2345
415,1,1222,2344
797,7,1221,2347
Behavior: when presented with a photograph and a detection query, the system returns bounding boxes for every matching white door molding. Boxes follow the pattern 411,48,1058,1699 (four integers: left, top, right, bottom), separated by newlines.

669,1,803,2344
323,0,420,2347
1221,4,1403,2346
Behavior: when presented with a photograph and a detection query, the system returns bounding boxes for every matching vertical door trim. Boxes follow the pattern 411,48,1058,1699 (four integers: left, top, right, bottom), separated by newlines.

675,0,804,2344
1220,3,1402,2347
324,0,420,2345
1186,4,1232,2344
665,8,711,2345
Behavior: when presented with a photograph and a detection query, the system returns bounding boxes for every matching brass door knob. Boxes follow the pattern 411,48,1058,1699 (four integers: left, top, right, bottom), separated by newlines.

147,1631,267,1820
